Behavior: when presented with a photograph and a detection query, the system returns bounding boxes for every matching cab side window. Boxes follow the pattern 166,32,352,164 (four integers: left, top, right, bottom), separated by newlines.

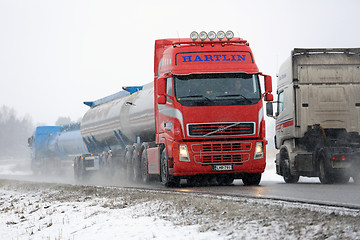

166,77,173,103
277,91,284,115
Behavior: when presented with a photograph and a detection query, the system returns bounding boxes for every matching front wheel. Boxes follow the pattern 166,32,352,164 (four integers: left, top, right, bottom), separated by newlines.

242,173,261,186
281,153,299,183
216,175,235,186
160,149,180,187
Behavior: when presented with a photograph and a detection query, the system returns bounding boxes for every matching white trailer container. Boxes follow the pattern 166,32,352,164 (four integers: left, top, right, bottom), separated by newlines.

267,48,360,183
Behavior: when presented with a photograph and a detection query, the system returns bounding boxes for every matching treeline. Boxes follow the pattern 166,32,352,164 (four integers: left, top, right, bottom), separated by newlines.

0,105,34,159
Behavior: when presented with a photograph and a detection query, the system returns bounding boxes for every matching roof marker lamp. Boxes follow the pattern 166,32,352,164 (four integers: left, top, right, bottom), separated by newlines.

226,30,234,40
199,31,208,41
190,31,199,41
179,144,190,162
217,31,225,40
208,31,216,41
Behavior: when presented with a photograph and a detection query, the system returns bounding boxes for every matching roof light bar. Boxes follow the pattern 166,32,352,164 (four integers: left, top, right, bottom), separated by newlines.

190,30,236,41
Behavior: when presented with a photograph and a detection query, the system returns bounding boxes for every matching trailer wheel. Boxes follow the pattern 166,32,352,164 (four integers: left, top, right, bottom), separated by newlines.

160,148,180,187
131,143,142,182
141,149,150,183
124,146,133,181
319,155,334,184
333,174,350,184
74,157,79,181
75,157,86,183
281,152,299,183
242,173,261,186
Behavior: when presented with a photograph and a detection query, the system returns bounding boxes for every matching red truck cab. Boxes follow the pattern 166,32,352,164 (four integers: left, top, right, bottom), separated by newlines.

153,31,273,186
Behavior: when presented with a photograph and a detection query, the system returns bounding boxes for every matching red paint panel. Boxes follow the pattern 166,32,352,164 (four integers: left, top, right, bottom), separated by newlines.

276,119,294,131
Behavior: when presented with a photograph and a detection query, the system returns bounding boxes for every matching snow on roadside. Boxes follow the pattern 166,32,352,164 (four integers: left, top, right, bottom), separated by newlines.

0,187,219,240
1,180,360,240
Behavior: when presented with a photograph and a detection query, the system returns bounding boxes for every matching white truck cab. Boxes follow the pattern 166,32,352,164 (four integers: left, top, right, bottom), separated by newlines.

267,48,360,183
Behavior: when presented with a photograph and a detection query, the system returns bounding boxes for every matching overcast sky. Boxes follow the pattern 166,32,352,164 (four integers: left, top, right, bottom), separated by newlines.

0,0,359,125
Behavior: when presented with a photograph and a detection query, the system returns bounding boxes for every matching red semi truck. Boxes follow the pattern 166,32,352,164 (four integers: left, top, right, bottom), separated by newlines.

74,31,273,186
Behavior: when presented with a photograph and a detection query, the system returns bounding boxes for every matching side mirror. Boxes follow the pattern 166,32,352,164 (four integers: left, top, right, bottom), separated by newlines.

264,75,272,94
266,102,275,118
265,93,273,102
158,95,166,104
157,78,166,96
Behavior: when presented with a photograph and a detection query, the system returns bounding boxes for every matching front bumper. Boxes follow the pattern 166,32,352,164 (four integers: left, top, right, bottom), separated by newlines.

170,139,266,176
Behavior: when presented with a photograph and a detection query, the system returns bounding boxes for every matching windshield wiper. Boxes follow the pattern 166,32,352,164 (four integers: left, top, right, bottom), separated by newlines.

216,94,251,103
177,95,214,102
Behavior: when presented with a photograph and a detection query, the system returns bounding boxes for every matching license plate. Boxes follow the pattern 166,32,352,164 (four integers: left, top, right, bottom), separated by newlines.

213,165,233,171
331,161,350,169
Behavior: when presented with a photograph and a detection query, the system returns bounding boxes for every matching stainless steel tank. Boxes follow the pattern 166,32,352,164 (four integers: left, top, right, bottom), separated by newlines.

80,83,155,150
56,129,89,157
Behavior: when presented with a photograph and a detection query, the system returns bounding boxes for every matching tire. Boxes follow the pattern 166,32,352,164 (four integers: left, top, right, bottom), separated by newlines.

160,148,180,187
333,174,350,184
216,175,235,186
100,154,115,179
141,149,150,183
319,155,334,184
131,143,142,183
75,157,87,183
242,173,261,186
281,152,299,183
74,157,79,181
124,146,133,181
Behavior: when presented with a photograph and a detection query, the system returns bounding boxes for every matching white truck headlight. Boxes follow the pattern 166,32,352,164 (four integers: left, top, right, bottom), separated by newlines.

179,144,190,162
254,142,264,159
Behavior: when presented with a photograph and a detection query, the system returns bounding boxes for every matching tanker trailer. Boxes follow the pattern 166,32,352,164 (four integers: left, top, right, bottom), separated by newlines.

56,123,89,170
75,31,274,187
74,84,154,180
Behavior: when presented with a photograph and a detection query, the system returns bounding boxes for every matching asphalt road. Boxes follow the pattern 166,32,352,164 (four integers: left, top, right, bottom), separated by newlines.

1,169,360,209
172,180,360,209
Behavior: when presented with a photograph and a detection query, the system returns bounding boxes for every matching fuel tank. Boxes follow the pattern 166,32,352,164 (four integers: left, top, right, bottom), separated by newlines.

80,82,155,152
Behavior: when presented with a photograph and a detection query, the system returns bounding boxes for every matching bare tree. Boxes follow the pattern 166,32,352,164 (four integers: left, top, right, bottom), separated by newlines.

0,105,34,159
55,116,72,126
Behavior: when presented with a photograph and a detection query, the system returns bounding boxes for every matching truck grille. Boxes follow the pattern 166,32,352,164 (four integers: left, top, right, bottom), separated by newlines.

187,122,255,137
202,154,246,165
202,142,251,152
191,142,251,165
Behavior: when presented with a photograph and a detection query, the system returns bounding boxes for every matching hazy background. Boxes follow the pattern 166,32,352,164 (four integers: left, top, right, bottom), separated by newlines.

0,0,359,153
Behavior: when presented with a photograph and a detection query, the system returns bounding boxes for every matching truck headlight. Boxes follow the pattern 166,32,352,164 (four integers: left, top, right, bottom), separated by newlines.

179,144,190,162
254,142,263,159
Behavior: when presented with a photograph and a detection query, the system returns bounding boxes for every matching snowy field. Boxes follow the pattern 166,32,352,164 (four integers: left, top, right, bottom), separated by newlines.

0,150,359,239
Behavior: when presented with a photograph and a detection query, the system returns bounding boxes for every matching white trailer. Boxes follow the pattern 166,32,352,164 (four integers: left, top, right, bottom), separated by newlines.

267,48,360,183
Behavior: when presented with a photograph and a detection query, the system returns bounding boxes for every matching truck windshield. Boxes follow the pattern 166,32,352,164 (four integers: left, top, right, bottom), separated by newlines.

174,73,261,106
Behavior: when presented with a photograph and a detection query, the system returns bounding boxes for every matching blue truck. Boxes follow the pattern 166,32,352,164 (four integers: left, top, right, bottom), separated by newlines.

28,123,88,175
